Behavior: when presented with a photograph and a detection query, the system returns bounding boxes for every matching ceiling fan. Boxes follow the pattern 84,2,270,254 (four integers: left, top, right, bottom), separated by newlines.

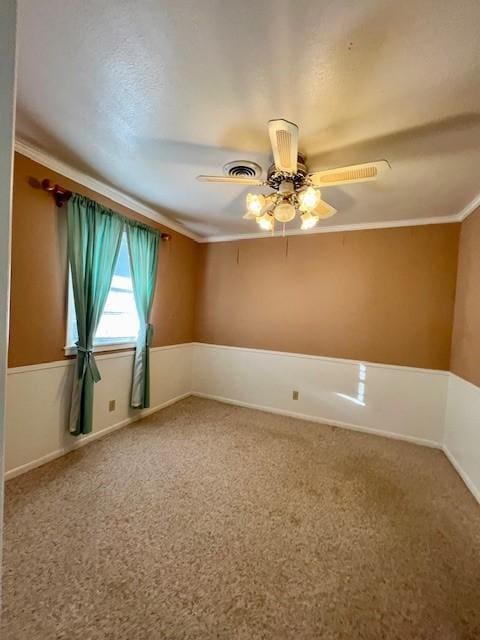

197,119,390,231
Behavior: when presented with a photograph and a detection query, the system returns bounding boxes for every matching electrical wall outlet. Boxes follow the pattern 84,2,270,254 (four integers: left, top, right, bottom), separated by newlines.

292,390,299,400
108,400,116,412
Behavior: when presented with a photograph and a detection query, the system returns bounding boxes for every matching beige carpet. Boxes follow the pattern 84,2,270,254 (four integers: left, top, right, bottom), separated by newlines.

2,397,480,640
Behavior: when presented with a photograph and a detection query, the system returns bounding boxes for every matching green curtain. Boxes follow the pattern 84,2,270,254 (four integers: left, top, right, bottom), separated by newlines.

67,194,124,435
126,222,160,408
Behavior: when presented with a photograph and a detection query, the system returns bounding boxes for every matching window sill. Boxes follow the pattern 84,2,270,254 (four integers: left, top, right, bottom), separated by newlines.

64,341,137,356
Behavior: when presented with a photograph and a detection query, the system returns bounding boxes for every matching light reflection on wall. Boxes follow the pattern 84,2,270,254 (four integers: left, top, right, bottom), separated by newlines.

337,363,367,407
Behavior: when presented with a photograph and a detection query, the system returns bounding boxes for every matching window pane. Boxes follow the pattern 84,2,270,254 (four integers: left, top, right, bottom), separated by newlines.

94,234,139,343
67,232,140,347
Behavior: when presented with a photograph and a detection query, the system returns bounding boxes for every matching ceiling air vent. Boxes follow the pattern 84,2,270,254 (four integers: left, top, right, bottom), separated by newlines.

223,160,262,178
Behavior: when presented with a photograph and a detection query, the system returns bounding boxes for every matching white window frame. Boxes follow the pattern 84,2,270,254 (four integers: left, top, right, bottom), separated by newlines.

64,233,139,356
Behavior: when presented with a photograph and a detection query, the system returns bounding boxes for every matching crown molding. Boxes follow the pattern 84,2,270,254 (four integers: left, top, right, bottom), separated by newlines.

14,138,203,242
199,215,461,243
456,193,480,222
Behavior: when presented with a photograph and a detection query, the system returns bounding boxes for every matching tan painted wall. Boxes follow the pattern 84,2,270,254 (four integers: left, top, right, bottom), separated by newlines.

10,153,462,372
450,207,480,387
9,153,199,367
195,226,460,370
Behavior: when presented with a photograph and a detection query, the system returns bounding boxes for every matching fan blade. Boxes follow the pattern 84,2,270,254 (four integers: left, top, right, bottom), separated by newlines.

314,199,338,219
268,119,299,173
309,160,390,187
197,175,265,185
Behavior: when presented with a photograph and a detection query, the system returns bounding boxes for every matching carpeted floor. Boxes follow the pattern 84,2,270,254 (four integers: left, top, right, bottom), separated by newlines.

1,397,480,640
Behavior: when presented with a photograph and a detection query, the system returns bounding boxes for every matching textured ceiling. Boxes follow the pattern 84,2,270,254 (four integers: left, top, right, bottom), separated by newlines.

16,0,480,238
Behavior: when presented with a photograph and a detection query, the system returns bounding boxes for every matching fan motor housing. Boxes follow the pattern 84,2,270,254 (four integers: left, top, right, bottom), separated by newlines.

267,152,308,190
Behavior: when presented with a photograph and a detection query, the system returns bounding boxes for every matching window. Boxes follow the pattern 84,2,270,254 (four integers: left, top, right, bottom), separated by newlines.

66,232,140,352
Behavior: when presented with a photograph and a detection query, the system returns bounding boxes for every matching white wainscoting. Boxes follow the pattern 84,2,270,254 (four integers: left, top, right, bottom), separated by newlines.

5,343,193,478
6,341,480,505
444,374,480,503
191,343,448,448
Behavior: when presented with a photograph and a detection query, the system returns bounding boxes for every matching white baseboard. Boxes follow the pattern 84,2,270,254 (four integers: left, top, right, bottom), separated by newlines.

191,392,443,449
443,445,480,505
5,392,191,480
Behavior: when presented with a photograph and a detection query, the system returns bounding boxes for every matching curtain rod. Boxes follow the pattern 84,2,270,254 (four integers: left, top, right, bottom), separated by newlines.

40,179,172,241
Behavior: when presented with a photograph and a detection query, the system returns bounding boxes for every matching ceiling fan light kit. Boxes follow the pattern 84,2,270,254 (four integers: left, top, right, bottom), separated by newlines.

257,211,275,231
273,201,296,223
298,186,321,212
197,119,390,234
300,210,319,230
246,193,266,215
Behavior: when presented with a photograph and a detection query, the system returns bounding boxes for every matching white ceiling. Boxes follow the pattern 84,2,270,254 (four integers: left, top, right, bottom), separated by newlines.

16,0,480,239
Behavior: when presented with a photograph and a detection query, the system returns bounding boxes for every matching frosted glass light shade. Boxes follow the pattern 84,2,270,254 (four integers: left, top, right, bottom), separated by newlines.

257,212,274,231
246,193,266,215
298,186,320,212
300,210,319,230
273,202,296,223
